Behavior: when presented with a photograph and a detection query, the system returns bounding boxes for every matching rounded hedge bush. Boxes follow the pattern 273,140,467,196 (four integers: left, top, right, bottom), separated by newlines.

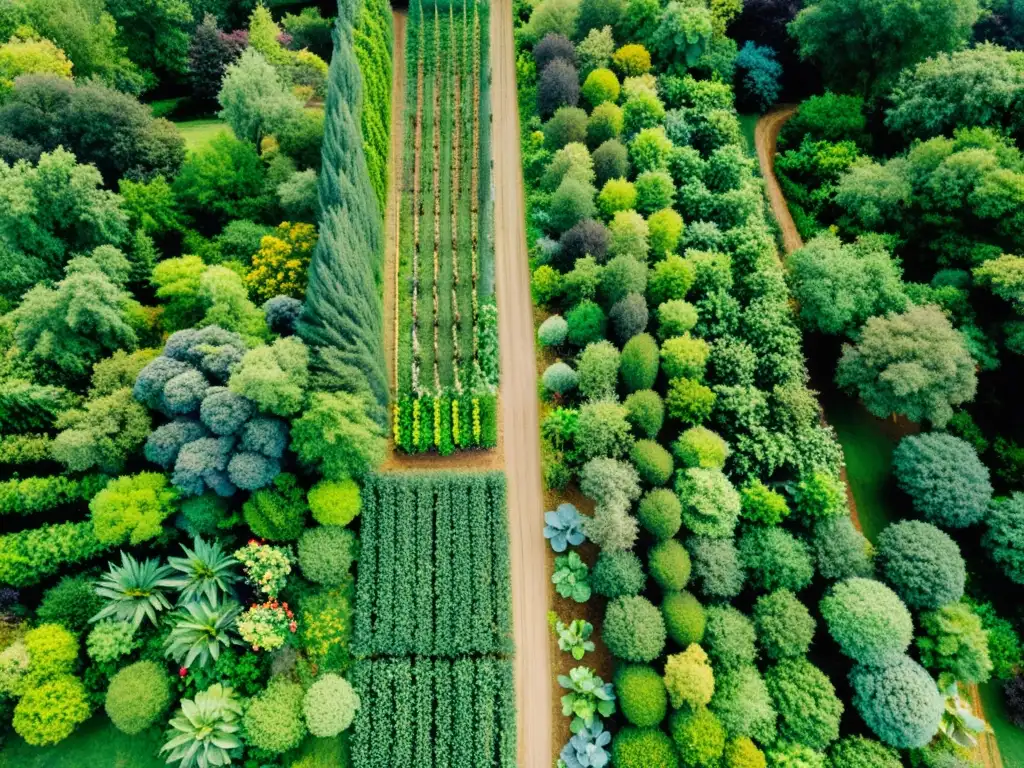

582,67,620,106
765,658,843,751
592,136,628,182
739,481,790,526
544,106,589,150
638,488,682,539
298,526,358,586
819,578,913,666
616,664,668,728
669,705,726,767
849,656,943,749
105,660,171,735
243,677,308,753
985,492,1024,586
648,254,696,305
753,590,815,661
673,426,729,469
303,674,360,737
704,605,757,671
620,332,660,392
577,340,621,400
632,439,674,486
657,299,698,338
813,516,874,581
36,575,103,633
649,208,684,258
663,590,706,646
307,479,360,527
597,177,638,219
576,399,633,460
538,58,580,118
12,675,89,746
664,643,715,709
566,299,607,346
687,535,744,600
181,493,230,535
534,32,576,69
738,527,814,593
661,334,711,381
636,170,676,215
827,736,902,768
538,314,569,347
610,292,650,343
612,726,680,768
648,539,691,591
592,550,646,598
711,664,777,746
893,433,992,529
723,737,767,768
604,595,666,662
876,520,965,610
625,389,665,439
24,623,78,683
543,361,579,395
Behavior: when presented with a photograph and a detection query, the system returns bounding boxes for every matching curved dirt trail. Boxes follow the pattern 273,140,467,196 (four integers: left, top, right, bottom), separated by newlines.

490,0,553,763
754,109,1003,768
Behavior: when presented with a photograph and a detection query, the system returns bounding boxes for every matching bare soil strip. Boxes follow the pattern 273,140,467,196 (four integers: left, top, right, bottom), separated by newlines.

755,109,1003,768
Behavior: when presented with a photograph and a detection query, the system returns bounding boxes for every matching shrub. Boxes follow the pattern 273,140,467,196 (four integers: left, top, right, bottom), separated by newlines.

711,664,777,745
636,170,676,215
663,590,706,646
649,539,691,591
665,643,715,709
613,44,652,76
539,58,581,117
243,472,309,541
985,493,1024,585
669,706,726,767
592,136,628,182
827,736,902,768
90,472,177,547
632,439,674,485
535,32,577,69
765,659,843,751
625,389,665,438
661,334,710,380
545,106,590,150
592,550,646,598
24,623,78,684
666,377,716,424
648,208,685,259
676,468,741,538
629,126,672,173
566,300,608,346
582,67,620,107
765,742,827,767
576,400,633,459
687,536,744,599
973,600,1022,680
917,602,993,685
12,675,89,746
620,333,659,392
612,727,680,768
649,254,696,306
893,433,992,529
849,657,943,749
37,576,103,633
616,664,668,727
820,578,913,666
550,176,598,232
544,141,595,193
181,493,230,536
724,737,767,768
610,292,650,342
243,677,307,753
105,661,171,735
532,265,564,305
597,178,638,219
307,479,360,527
813,516,874,580
876,520,965,610
86,622,137,665
638,488,682,539
0,641,29,697
739,527,814,593
739,481,790,526
673,427,728,469
604,595,666,662
578,341,622,400
607,212,650,262
792,471,847,522
704,605,757,671
539,315,570,347
298,526,357,587
544,361,580,395
754,590,815,661
302,674,359,737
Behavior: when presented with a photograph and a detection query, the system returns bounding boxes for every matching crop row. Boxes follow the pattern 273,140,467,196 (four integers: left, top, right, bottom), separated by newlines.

354,472,513,657
350,656,516,768
392,391,498,453
0,474,109,518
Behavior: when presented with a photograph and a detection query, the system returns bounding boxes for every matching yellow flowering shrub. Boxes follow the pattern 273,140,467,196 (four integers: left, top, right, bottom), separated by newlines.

246,222,317,302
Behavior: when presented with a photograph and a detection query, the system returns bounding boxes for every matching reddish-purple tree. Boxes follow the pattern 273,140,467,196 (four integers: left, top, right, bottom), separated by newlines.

188,14,248,105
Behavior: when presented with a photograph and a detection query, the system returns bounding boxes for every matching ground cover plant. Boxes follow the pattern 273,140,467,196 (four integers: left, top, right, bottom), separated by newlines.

392,0,499,455
513,0,996,765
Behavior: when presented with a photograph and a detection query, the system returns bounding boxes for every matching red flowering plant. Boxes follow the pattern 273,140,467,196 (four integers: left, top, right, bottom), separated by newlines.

236,600,297,652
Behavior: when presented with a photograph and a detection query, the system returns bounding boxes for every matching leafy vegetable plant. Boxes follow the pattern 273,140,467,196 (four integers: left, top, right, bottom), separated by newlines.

553,551,592,603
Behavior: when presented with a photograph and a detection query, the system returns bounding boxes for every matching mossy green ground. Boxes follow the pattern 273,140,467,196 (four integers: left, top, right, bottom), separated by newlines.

738,113,758,159
979,679,1024,766
0,716,165,768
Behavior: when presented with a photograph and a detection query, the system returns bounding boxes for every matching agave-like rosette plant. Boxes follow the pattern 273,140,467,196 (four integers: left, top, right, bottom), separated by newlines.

161,683,243,768
91,552,175,629
164,597,242,669
166,536,240,604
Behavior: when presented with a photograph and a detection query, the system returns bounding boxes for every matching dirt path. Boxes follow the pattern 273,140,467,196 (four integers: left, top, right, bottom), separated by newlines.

490,0,553,763
754,109,1002,768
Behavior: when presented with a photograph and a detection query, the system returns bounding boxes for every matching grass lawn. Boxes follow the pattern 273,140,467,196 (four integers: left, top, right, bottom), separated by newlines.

980,680,1024,767
173,118,229,152
739,113,758,159
821,393,900,544
0,716,165,768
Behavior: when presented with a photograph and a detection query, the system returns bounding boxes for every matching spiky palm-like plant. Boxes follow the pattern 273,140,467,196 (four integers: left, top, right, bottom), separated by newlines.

161,683,243,768
164,598,242,669
166,537,240,605
91,552,175,629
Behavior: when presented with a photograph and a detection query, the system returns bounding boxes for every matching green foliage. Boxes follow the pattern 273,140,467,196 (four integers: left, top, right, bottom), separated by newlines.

164,598,242,669
792,471,847,523
664,643,715,709
576,400,633,460
90,472,177,546
739,527,814,593
51,388,151,473
243,676,307,753
661,334,710,381
711,664,777,745
849,657,943,749
604,595,666,662
37,575,103,633
244,472,309,541
893,433,992,529
560,665,616,732
308,479,361,527
673,426,729,470
23,623,78,684
577,341,621,400
813,516,874,580
12,674,89,746
631,439,674,485
687,535,744,599
765,658,843,751
724,737,767,768
613,726,680,768
703,604,756,672
105,660,171,735
827,736,902,768
739,481,790,526
93,552,174,629
676,467,741,538
0,519,112,587
166,536,240,606
539,315,570,347
984,492,1024,585
592,550,647,598
669,705,726,767
583,67,620,107
566,300,608,346
554,551,593,603
917,602,993,685
649,208,685,258
820,578,913,666
876,520,965,610
638,488,682,539
543,361,580,395
86,622,137,665
173,133,274,227
625,389,665,438
291,392,386,480
0,474,108,519
616,664,668,727
303,674,359,737
161,683,243,768
648,539,691,591
620,333,660,392
754,590,815,661
228,337,310,417
666,377,716,424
